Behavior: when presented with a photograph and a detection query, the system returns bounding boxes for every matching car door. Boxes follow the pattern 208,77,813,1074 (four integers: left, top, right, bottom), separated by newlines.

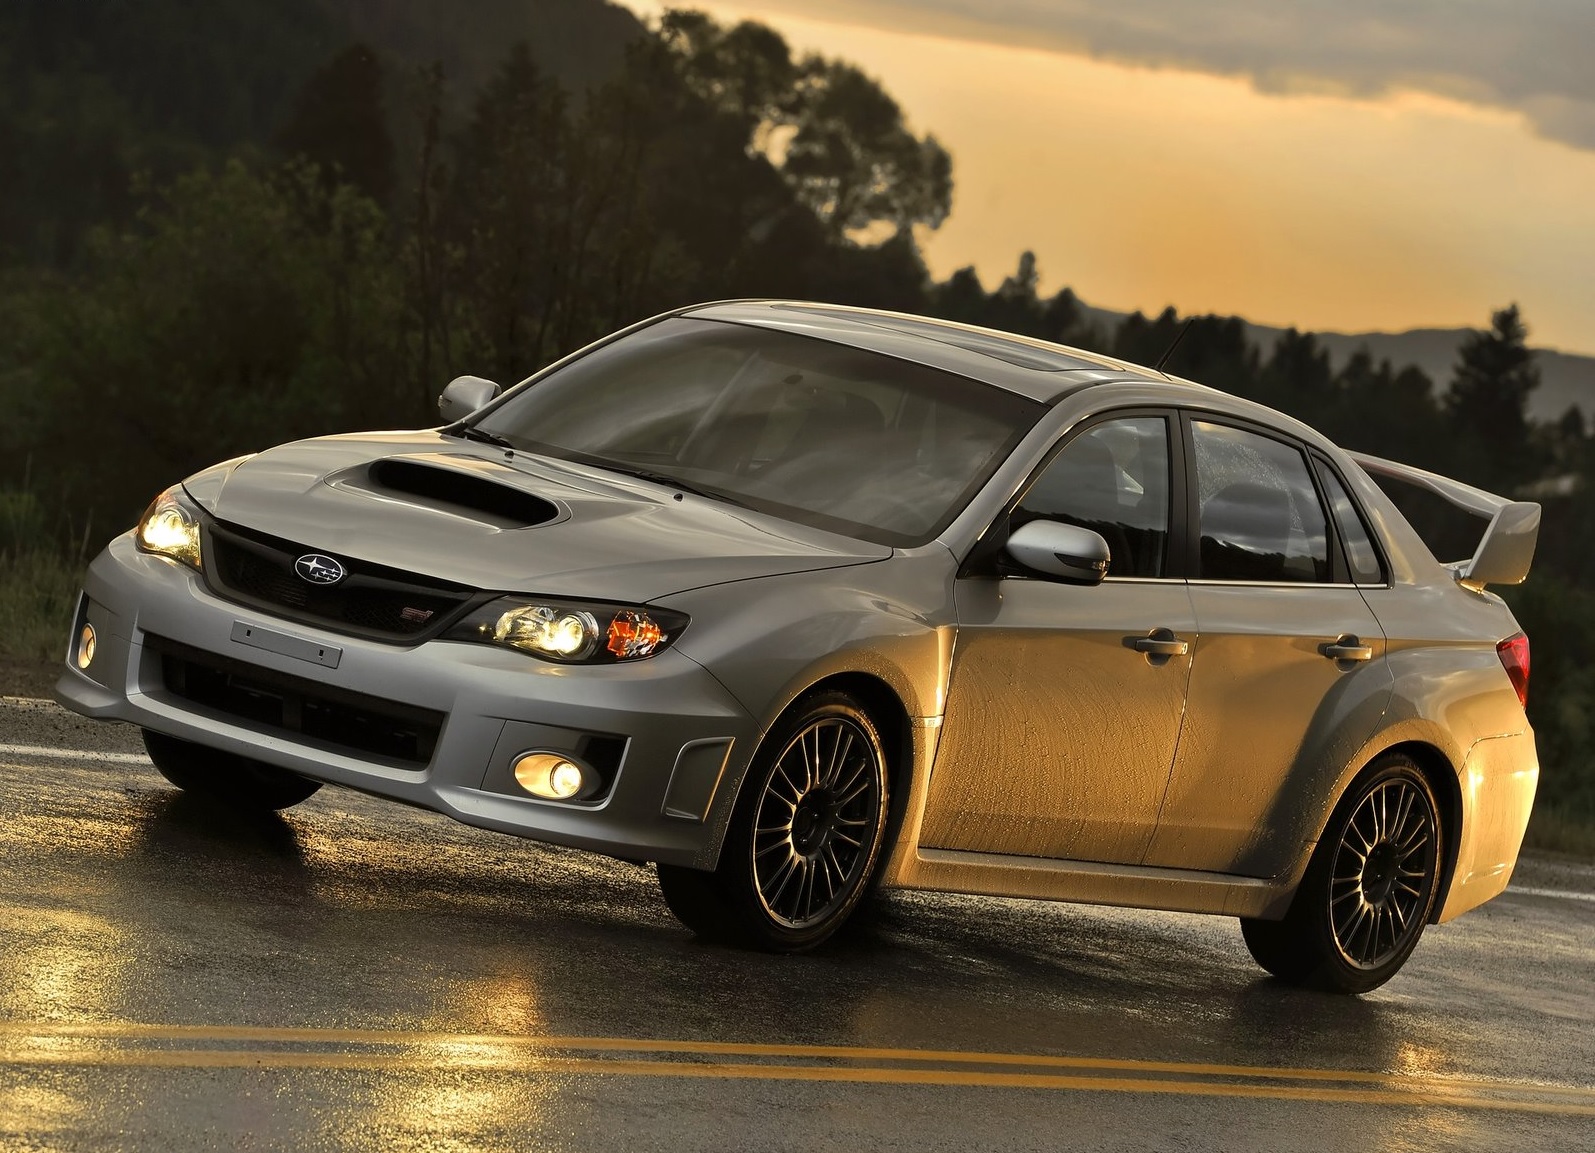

1140,416,1391,878
921,413,1196,865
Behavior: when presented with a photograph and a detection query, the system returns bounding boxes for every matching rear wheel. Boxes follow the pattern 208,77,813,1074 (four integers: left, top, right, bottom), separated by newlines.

1241,753,1442,994
658,691,890,952
142,730,322,812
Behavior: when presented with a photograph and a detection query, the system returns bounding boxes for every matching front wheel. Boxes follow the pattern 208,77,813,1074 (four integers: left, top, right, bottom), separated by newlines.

142,730,322,812
658,691,890,952
1241,754,1442,994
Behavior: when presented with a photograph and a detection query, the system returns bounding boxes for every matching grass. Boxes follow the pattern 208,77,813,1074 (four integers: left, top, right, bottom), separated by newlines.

1521,805,1595,860
0,547,83,661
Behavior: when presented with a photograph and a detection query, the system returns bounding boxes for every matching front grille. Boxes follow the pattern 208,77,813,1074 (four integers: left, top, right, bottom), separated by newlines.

204,520,481,642
149,636,444,767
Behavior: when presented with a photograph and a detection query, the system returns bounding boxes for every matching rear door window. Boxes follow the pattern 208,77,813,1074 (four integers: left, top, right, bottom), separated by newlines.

1190,420,1330,583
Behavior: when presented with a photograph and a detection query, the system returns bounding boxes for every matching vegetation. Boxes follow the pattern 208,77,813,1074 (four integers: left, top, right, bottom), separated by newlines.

1,1,1590,850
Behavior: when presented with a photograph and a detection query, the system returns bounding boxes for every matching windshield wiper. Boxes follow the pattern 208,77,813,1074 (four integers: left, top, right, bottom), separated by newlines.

449,425,517,450
592,463,751,508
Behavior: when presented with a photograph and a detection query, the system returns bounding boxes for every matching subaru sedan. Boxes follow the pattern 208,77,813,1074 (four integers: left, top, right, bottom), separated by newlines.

56,301,1540,993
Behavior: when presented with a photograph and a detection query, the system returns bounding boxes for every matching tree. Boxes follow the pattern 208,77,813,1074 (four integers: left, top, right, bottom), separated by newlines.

447,44,578,380
1445,304,1541,486
1112,307,1183,367
1040,287,1083,345
1159,315,1257,396
656,10,796,145
1326,351,1445,469
1259,329,1333,417
656,12,953,246
26,160,404,530
922,253,1081,343
400,61,459,420
273,43,395,206
781,57,951,239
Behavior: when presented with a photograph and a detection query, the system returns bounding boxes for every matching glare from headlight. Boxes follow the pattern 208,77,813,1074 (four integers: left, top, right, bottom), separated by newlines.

75,624,97,670
512,752,592,800
492,605,600,660
136,489,203,569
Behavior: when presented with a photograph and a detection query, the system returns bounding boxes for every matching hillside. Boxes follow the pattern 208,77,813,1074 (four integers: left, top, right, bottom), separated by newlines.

317,0,643,108
0,0,643,265
1245,322,1595,424
1078,304,1595,421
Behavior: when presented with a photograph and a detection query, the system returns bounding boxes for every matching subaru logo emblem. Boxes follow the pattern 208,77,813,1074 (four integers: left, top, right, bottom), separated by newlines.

294,553,347,585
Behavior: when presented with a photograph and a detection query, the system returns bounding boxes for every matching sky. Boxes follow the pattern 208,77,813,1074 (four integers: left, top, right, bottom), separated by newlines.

626,0,1595,355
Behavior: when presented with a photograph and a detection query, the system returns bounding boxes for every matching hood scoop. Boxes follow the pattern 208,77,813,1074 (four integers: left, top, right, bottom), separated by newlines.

358,458,560,528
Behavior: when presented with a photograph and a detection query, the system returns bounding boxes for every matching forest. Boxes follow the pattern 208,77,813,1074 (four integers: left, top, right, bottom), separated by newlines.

1,1,1591,848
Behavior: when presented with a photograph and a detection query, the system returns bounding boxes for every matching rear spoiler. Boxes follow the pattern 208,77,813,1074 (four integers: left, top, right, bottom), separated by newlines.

1348,452,1540,591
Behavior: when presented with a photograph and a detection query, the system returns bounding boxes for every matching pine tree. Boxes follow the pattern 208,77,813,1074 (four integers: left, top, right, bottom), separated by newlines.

273,43,394,206
1445,304,1540,486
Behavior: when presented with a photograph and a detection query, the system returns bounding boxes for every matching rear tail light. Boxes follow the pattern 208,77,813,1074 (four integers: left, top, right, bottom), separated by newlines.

1496,633,1530,707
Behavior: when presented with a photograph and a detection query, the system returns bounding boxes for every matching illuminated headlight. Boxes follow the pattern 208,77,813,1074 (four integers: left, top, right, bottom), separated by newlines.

135,487,203,570
75,624,97,670
495,605,602,660
447,598,688,664
512,752,599,801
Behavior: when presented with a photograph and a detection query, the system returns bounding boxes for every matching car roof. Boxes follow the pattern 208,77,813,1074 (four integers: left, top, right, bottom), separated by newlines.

682,300,1193,406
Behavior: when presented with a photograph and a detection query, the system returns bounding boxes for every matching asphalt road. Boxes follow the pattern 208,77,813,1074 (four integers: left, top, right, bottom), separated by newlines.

3,694,1593,1152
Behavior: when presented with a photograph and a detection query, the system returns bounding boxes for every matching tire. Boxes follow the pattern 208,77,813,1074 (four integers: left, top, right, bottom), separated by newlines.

658,691,891,952
1241,753,1442,994
142,729,322,812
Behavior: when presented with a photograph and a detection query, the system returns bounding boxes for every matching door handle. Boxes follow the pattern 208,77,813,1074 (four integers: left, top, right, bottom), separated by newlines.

1132,629,1190,657
1321,636,1374,662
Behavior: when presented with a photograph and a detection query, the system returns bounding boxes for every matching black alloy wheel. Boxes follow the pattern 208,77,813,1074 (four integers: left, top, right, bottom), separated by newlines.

1327,774,1440,971
1241,754,1442,994
657,691,890,951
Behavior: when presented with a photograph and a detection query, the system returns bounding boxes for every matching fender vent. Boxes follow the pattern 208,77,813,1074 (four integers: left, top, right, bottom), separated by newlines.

367,459,558,527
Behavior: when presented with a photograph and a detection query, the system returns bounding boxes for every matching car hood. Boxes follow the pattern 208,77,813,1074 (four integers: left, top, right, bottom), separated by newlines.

183,431,890,601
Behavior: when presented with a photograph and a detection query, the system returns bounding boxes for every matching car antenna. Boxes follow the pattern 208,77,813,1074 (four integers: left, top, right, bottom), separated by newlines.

1153,317,1194,373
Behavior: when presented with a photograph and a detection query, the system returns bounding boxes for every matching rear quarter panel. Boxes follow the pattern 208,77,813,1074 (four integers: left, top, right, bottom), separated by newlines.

1354,580,1537,920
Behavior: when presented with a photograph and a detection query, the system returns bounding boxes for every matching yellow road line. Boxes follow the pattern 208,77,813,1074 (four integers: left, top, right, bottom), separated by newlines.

3,1022,1593,1116
2,1046,1593,1116
2,1021,1591,1100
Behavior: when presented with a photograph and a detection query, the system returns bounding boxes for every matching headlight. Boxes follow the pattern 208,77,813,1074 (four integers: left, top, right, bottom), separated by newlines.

446,598,688,663
135,487,203,570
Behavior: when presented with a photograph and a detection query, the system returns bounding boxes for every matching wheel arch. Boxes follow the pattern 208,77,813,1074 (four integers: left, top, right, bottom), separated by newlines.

802,671,915,864
1347,738,1464,924
717,670,914,871
664,671,910,948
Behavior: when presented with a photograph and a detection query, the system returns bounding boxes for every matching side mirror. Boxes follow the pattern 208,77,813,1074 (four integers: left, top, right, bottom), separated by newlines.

438,375,501,423
1005,520,1110,585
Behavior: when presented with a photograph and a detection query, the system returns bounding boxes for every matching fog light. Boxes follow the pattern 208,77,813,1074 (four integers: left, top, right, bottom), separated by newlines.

76,623,97,670
512,752,593,801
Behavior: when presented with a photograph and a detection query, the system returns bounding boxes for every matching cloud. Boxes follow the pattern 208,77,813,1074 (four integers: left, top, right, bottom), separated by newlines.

755,0,1595,151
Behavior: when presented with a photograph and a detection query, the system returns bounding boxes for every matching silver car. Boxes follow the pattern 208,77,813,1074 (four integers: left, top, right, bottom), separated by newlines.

56,301,1540,993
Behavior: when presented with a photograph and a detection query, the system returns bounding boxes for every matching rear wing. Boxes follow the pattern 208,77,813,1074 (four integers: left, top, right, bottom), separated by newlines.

1348,452,1540,591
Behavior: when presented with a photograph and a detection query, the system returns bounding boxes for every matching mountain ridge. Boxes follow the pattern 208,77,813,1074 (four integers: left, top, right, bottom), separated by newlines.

1077,304,1594,422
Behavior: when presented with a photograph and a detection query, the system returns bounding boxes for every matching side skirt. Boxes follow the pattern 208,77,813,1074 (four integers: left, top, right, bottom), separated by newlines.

885,847,1309,921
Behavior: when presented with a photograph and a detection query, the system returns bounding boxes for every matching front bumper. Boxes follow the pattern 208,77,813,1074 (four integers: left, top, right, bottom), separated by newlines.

55,534,760,868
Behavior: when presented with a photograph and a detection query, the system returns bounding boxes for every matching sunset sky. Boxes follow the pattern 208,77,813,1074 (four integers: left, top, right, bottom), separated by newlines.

629,0,1595,355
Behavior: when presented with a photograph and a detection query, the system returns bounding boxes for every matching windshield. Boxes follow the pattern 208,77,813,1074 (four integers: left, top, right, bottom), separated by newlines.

473,318,1046,546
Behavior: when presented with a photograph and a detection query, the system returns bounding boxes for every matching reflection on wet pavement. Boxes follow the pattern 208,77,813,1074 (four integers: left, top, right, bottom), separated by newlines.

2,732,1593,1151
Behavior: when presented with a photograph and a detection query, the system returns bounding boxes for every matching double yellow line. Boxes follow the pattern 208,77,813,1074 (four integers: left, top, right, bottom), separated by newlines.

3,1022,1593,1116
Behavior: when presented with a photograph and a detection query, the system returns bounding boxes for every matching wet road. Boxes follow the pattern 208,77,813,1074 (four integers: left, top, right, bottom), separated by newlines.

3,696,1593,1151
